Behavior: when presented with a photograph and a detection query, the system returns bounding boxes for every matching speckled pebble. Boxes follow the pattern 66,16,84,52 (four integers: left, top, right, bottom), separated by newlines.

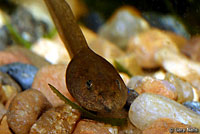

7,89,52,134
30,104,81,134
73,119,113,134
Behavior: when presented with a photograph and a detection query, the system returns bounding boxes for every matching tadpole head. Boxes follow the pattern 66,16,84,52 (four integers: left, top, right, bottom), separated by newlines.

66,48,128,113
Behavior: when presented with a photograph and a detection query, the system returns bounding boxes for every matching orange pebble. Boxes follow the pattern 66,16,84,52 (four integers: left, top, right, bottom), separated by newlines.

32,64,75,107
135,76,178,100
143,118,196,134
73,119,112,134
0,51,30,65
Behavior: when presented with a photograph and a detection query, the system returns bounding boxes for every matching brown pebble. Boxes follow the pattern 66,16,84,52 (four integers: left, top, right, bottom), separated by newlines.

7,89,52,134
127,28,178,68
81,26,125,63
73,119,112,134
30,104,80,134
0,71,21,92
119,120,142,134
181,36,200,62
0,51,30,66
0,115,12,134
0,85,18,105
142,118,194,134
5,92,17,110
32,64,75,107
164,31,187,50
0,103,6,120
6,45,50,68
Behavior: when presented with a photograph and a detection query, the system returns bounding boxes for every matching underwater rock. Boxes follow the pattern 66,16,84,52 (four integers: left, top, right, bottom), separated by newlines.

143,13,190,39
0,62,38,90
183,101,200,115
99,6,149,50
129,93,200,130
30,104,80,134
7,89,52,134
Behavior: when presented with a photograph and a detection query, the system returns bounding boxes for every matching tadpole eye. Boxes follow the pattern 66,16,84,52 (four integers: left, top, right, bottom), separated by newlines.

116,79,121,90
86,80,93,90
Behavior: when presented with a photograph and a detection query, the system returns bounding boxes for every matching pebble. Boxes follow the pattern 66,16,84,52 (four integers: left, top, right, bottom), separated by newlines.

99,6,149,50
142,13,190,39
115,53,143,76
6,45,50,68
0,85,18,105
0,71,21,92
73,119,113,134
0,115,12,134
0,9,6,27
0,51,31,66
127,76,144,89
181,36,200,62
0,103,6,120
7,89,52,134
125,88,139,110
5,92,16,110
81,26,125,64
142,118,193,134
155,46,200,93
31,37,70,65
119,120,142,134
128,93,200,130
10,6,49,43
0,26,13,50
135,76,178,100
81,12,104,32
128,76,178,100
32,64,75,107
0,62,38,90
127,28,178,68
32,29,124,65
0,72,20,107
65,0,88,19
164,31,187,50
183,101,200,115
164,73,194,103
30,104,80,134
10,0,87,28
